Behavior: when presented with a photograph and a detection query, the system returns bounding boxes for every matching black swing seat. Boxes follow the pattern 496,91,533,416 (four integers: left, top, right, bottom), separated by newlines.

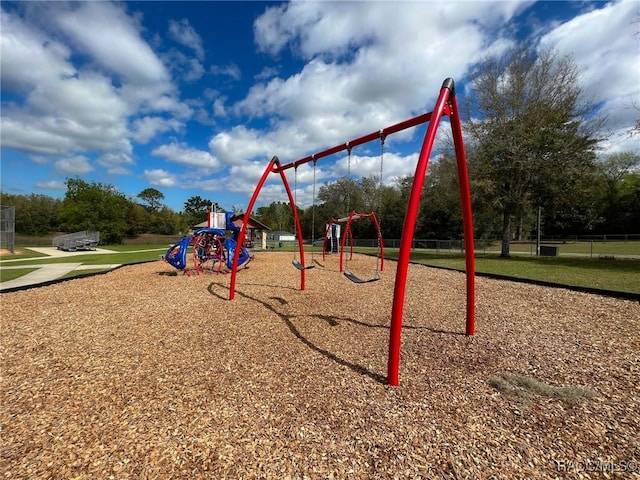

344,270,380,284
292,260,315,271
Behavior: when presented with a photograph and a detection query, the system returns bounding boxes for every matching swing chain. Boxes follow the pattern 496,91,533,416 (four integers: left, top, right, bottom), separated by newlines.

293,164,299,205
311,155,317,243
345,141,353,214
379,130,386,211
293,165,300,240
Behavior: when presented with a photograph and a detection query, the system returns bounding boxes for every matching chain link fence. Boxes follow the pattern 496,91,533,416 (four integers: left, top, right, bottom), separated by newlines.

0,206,15,253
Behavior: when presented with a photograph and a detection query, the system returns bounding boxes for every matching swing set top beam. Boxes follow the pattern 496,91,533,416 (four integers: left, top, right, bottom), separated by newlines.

274,111,434,173
334,212,374,223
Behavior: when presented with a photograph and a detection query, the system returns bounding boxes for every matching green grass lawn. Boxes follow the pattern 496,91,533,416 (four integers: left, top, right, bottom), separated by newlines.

1,246,167,267
392,251,640,294
482,240,640,256
2,244,639,294
0,268,40,283
0,246,168,284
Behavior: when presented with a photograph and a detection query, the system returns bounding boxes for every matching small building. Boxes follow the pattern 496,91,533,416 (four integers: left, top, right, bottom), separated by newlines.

268,231,296,242
230,213,271,247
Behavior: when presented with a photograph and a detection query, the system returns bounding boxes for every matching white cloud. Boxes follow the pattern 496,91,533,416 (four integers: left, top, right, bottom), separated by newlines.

209,126,277,165
210,64,242,81
54,155,93,175
0,7,75,90
164,48,205,83
1,2,203,201
255,66,279,81
539,0,638,94
211,0,637,209
187,178,225,192
121,84,192,120
168,18,205,60
35,180,66,190
599,127,640,155
1,117,75,155
254,1,531,60
29,155,49,165
185,58,206,82
0,2,189,159
97,152,135,175
539,0,640,139
144,168,177,187
152,143,221,172
252,3,290,57
228,1,529,176
213,98,228,118
52,2,170,85
131,116,184,144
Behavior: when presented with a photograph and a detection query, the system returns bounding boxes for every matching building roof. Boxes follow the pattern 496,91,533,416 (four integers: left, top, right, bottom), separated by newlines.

230,214,271,231
192,214,271,231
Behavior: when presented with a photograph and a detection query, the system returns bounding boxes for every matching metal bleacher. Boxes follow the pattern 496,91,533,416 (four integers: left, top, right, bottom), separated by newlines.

52,231,100,252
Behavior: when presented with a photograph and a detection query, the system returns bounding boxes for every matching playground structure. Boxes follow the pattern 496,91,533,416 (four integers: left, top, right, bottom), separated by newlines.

228,78,475,386
163,212,252,276
322,211,385,283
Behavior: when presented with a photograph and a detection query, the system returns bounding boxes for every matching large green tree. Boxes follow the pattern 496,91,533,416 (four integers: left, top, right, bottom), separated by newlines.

0,192,61,235
182,196,223,228
594,151,640,234
417,154,464,239
137,188,165,212
255,201,297,232
58,177,130,244
466,45,602,256
147,206,184,235
374,182,406,240
316,177,377,238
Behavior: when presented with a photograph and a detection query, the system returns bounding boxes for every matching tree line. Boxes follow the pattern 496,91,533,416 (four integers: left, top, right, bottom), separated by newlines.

255,151,639,244
1,179,225,244
2,45,638,254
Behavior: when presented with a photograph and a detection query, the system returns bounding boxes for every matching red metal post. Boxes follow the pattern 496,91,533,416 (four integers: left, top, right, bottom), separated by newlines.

192,233,203,275
387,80,455,386
449,94,476,336
229,157,278,300
339,211,358,272
276,160,307,291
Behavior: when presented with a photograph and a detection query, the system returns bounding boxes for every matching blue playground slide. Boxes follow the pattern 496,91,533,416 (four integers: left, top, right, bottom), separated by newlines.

162,235,191,271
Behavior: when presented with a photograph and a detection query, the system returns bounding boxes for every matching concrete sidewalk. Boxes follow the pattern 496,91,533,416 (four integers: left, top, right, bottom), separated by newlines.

24,246,116,257
0,247,122,291
0,263,122,291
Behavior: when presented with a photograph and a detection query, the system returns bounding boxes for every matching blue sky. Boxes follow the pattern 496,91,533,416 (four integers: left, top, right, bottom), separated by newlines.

1,0,638,213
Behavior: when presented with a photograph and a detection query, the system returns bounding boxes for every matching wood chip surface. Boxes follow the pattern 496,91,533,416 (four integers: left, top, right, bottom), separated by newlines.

1,252,639,479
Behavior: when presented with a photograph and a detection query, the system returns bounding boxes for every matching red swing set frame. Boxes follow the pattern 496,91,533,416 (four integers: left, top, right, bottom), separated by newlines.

323,211,385,278
228,78,475,386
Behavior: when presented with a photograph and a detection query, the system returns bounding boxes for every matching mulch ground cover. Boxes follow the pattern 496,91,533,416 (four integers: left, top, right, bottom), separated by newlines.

1,252,639,479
